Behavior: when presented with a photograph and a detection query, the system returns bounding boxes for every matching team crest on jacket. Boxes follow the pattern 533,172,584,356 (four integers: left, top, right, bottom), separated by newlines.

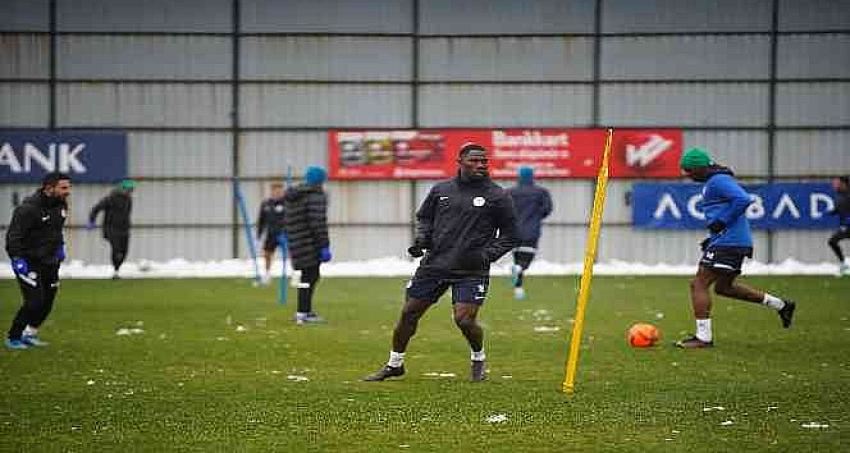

472,196,486,207
60,209,67,218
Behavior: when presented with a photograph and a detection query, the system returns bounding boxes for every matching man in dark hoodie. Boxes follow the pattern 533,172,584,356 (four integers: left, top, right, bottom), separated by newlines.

827,176,850,276
5,172,71,349
364,143,517,382
87,179,135,279
507,166,552,300
284,166,331,325
676,148,796,349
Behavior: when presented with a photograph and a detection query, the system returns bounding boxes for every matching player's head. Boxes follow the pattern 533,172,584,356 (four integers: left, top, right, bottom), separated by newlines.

41,172,72,201
457,143,488,180
119,179,136,193
518,166,534,185
304,166,327,186
833,176,849,192
680,147,714,182
270,182,284,197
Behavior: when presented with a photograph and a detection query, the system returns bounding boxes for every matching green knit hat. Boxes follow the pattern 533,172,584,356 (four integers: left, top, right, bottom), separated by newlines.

120,179,136,190
680,147,713,170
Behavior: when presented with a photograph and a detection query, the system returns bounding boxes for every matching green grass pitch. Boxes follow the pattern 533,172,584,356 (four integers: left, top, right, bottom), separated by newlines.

1,275,847,451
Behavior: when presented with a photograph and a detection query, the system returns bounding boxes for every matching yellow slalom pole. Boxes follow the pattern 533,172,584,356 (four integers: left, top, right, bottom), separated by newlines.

562,128,613,395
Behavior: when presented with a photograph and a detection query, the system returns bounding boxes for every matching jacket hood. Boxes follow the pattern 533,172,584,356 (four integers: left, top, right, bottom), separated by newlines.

285,183,321,201
706,166,735,180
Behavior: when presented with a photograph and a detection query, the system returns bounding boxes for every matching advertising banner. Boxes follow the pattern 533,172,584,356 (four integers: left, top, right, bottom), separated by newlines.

632,182,839,230
0,131,127,183
329,129,682,180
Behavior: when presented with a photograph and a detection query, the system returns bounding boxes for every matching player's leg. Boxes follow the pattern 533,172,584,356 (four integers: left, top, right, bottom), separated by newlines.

512,245,535,300
6,266,46,349
452,277,489,381
261,236,276,284
675,265,720,348
23,264,59,347
295,265,321,323
708,247,796,328
108,235,127,278
364,272,445,381
828,227,850,274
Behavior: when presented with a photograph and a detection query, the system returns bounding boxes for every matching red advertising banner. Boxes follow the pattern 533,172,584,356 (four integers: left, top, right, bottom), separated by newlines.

329,129,682,180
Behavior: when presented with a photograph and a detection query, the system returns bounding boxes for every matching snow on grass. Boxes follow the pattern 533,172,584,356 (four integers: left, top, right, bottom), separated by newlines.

0,256,841,279
485,413,509,424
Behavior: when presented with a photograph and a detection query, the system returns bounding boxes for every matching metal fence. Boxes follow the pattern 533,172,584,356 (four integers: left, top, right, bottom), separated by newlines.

1,0,849,264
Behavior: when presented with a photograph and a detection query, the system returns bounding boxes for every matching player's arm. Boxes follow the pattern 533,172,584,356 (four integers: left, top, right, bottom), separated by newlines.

88,196,109,224
707,176,752,233
306,192,330,249
5,204,36,258
412,188,437,253
484,194,518,262
256,202,267,238
541,189,553,218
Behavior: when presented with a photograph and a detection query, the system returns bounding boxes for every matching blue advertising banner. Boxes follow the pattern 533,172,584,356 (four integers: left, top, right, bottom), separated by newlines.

0,131,127,183
633,183,839,230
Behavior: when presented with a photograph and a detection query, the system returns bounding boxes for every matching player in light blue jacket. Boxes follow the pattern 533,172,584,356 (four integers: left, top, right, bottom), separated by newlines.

676,148,797,349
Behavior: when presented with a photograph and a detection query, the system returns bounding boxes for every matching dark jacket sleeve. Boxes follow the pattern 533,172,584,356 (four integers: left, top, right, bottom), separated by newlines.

5,204,36,258
307,192,330,249
88,195,109,224
256,202,267,237
541,188,553,218
484,193,518,262
414,187,437,249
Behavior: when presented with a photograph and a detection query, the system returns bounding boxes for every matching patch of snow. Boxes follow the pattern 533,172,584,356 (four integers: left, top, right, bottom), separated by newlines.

0,257,840,279
485,413,509,424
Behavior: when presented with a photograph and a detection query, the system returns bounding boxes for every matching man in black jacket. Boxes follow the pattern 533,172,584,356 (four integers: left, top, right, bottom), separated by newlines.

5,172,71,350
284,166,331,324
257,182,287,285
827,176,850,276
365,143,517,382
507,166,553,300
87,179,134,279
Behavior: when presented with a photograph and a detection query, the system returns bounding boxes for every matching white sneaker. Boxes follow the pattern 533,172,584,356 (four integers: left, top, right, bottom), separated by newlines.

513,287,526,300
840,263,850,277
260,273,272,285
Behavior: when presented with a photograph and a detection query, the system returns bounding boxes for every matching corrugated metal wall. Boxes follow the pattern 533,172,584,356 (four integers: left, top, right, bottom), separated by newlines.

1,0,848,265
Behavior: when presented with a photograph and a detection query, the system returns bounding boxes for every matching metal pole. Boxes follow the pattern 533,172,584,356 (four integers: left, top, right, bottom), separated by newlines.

766,0,779,263
231,0,241,258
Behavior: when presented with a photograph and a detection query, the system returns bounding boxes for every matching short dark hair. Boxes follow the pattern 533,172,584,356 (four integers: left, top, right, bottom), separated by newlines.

41,172,71,188
458,142,486,158
839,176,849,186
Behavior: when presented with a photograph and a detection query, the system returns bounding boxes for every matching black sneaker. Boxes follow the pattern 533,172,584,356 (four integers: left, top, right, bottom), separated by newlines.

778,300,796,328
674,335,714,349
471,360,487,382
363,365,405,382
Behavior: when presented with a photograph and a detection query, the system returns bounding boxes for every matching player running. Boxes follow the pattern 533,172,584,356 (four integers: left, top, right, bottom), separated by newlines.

826,176,850,276
507,166,552,300
676,148,796,349
256,182,287,285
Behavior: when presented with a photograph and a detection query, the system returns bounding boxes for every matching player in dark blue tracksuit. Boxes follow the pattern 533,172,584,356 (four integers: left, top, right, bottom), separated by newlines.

827,176,850,276
676,148,796,349
364,143,517,382
257,182,287,284
507,166,552,300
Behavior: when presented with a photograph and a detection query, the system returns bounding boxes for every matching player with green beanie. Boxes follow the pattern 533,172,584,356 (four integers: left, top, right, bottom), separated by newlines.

676,147,796,348
680,147,714,170
88,179,136,279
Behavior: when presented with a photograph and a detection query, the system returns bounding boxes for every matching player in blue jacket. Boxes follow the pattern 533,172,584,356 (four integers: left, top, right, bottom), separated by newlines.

676,148,796,349
507,166,552,300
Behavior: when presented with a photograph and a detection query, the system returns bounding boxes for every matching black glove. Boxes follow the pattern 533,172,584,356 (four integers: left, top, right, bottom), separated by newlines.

700,238,710,252
707,221,726,234
407,245,425,258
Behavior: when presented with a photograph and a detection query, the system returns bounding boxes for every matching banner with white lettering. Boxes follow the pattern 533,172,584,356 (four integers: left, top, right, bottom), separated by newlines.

329,129,682,180
0,131,127,183
632,183,839,229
